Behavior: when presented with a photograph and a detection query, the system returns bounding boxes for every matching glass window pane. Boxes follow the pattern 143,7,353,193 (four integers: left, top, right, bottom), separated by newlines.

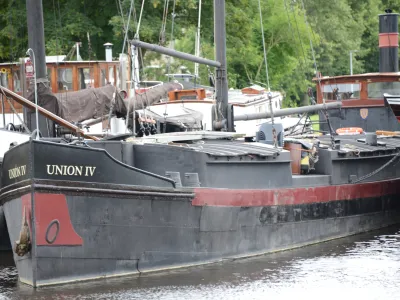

322,83,360,100
13,71,21,93
116,67,120,89
57,68,73,91
100,68,107,87
108,66,115,85
47,68,52,88
78,68,94,90
0,70,9,88
367,81,400,99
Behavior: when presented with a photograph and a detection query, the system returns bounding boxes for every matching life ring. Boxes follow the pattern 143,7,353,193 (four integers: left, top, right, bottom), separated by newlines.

336,127,364,135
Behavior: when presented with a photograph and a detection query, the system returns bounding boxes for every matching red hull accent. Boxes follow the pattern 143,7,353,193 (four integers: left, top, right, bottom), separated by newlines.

192,179,400,207
34,193,83,246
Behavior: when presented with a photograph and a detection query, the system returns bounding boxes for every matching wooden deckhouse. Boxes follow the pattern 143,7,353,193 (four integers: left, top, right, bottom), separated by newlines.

314,72,400,132
316,73,400,109
0,57,120,114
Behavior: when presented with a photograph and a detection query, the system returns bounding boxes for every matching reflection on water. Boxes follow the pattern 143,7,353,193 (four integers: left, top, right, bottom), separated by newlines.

1,226,400,300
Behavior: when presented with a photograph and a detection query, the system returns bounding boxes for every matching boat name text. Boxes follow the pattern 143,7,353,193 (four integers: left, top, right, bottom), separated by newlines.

8,165,27,179
46,165,97,177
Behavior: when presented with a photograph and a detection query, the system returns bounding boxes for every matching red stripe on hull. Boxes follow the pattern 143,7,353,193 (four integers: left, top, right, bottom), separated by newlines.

192,179,400,207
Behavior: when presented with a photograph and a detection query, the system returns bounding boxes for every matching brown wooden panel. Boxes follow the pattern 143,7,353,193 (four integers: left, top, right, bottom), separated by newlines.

72,66,78,91
1,98,23,114
51,66,57,92
283,142,302,175
93,64,99,88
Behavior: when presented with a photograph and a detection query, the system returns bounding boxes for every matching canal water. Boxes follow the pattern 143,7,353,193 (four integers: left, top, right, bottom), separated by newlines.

1,226,400,300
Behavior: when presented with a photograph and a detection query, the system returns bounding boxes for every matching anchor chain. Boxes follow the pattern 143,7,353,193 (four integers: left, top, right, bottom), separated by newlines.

351,151,400,183
272,127,278,148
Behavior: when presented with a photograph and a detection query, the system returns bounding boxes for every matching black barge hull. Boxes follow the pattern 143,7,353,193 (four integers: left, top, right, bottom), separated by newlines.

1,139,400,287
3,181,400,287
0,206,11,251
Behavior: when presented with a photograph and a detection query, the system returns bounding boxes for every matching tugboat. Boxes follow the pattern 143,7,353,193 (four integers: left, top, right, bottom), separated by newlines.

1,1,400,288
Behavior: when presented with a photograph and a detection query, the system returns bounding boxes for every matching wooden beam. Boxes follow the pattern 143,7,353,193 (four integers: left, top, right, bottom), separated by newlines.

72,66,78,91
51,66,57,93
0,86,100,141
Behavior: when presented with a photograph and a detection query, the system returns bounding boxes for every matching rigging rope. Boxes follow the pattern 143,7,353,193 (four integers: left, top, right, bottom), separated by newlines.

283,0,307,72
122,0,135,55
9,0,15,63
136,0,149,120
258,0,277,146
194,0,202,83
0,94,5,128
135,0,145,39
257,0,270,92
52,0,61,60
299,0,336,149
166,0,177,77
159,0,170,45
122,0,135,132
124,0,146,134
117,0,127,32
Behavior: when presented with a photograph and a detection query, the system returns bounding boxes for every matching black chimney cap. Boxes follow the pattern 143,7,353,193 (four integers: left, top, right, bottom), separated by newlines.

385,9,393,13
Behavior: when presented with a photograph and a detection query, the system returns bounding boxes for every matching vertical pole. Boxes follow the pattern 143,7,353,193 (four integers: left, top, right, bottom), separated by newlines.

258,0,270,91
26,0,46,80
214,0,229,125
131,45,138,135
76,42,81,61
27,48,40,140
1,94,5,127
350,51,353,75
20,58,27,98
194,0,202,79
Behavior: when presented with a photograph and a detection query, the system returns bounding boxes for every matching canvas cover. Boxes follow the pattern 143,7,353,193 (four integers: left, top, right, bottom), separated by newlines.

31,82,182,124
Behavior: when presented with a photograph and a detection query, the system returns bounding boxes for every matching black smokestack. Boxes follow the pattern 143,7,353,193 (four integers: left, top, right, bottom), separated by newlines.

379,10,399,72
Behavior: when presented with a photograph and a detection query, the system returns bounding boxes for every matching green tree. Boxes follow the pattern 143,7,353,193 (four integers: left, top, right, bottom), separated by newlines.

0,0,394,107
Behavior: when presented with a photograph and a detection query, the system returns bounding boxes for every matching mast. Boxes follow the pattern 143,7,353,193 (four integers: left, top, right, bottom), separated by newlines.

26,0,46,79
214,0,230,130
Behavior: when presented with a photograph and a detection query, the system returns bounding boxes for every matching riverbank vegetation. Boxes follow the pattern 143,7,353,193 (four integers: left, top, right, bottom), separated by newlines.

0,0,398,106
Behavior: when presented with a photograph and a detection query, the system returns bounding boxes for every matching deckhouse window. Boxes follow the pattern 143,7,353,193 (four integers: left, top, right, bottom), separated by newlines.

322,83,360,100
100,68,107,87
13,71,21,93
108,66,115,85
57,68,73,91
0,72,9,88
367,81,400,99
78,68,94,89
47,68,52,88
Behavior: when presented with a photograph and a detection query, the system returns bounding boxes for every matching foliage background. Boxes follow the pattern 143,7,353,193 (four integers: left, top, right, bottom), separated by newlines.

0,0,398,106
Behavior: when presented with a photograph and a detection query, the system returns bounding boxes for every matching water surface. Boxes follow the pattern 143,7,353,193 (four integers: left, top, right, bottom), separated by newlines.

1,226,400,299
